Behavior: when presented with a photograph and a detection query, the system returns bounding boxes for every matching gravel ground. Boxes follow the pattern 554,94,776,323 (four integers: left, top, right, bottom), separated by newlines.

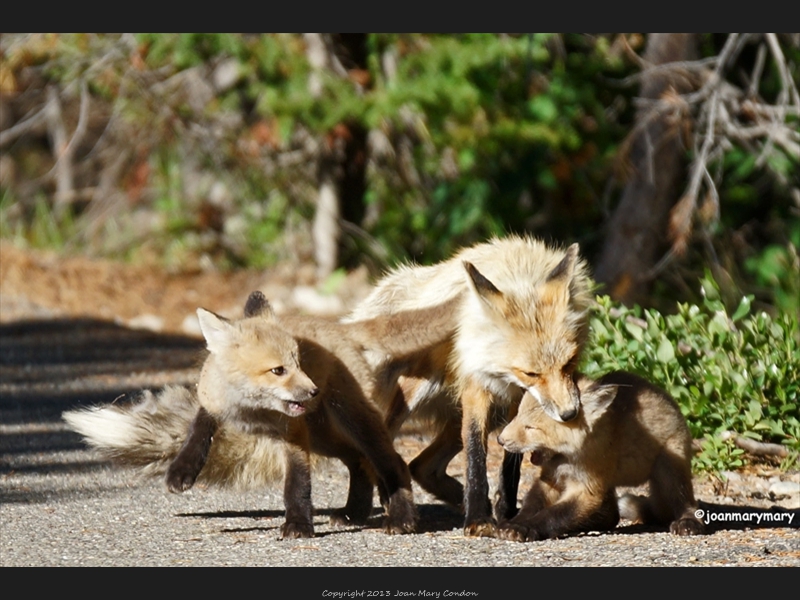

1,315,798,572
2,459,799,568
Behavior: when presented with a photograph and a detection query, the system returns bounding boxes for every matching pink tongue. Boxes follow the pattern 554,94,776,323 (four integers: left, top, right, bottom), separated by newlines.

530,451,543,466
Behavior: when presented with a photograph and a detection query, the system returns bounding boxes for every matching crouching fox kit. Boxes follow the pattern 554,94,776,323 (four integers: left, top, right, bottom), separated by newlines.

496,371,704,541
344,236,593,534
64,291,458,538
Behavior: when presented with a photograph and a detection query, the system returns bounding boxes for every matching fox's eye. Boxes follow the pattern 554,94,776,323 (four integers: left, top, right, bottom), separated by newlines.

525,371,539,379
270,366,286,376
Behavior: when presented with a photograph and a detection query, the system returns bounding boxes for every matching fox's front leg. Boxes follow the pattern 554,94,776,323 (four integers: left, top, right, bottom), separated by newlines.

461,379,495,537
496,478,557,541
166,407,218,492
281,421,314,539
494,401,521,521
494,450,522,521
409,415,464,509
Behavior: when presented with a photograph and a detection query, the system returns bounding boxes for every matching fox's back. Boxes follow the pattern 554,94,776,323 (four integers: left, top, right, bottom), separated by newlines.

347,236,590,321
592,372,692,486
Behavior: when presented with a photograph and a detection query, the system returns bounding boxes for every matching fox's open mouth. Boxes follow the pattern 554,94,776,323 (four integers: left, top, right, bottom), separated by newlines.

284,401,307,415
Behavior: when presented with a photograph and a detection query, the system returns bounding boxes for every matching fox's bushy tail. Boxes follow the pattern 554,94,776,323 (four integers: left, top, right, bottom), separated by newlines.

63,385,287,489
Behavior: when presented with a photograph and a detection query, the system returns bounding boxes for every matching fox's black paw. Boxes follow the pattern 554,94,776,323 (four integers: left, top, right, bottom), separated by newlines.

383,489,418,534
280,521,315,539
165,461,199,493
464,518,496,538
670,517,704,536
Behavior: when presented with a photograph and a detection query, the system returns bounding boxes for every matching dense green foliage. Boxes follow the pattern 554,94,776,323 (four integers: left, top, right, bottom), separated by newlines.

1,33,797,315
583,277,800,473
131,33,631,262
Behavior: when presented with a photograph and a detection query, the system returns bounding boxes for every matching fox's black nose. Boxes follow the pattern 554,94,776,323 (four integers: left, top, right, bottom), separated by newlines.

309,387,319,397
560,407,578,422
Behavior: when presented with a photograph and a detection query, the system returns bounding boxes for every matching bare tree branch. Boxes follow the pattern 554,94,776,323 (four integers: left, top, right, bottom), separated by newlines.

0,104,48,148
44,86,75,209
43,79,90,192
765,32,800,108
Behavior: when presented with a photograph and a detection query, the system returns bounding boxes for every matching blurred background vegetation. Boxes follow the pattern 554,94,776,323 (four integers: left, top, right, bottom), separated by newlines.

0,33,798,467
1,33,797,313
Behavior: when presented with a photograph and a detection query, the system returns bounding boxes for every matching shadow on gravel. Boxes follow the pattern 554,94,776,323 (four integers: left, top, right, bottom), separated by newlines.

177,502,464,536
0,476,127,504
0,317,203,475
175,500,798,537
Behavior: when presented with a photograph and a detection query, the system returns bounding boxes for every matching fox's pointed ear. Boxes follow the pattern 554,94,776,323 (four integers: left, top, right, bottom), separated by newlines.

464,261,506,313
243,290,274,319
582,383,617,425
546,243,579,283
196,308,233,354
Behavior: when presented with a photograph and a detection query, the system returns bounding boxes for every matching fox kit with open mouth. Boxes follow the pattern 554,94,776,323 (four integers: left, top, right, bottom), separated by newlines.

65,291,459,538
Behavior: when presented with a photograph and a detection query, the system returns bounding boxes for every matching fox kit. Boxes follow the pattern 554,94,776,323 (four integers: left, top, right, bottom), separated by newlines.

65,292,458,538
496,371,704,541
345,235,593,535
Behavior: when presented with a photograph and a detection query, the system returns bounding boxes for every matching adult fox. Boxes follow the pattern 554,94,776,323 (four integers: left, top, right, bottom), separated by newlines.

344,235,593,535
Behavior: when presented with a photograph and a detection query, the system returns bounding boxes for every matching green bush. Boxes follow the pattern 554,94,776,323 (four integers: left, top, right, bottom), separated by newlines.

582,275,800,473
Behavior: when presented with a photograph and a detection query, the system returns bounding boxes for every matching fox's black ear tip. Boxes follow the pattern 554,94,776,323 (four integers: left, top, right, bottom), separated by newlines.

463,261,501,296
244,291,270,317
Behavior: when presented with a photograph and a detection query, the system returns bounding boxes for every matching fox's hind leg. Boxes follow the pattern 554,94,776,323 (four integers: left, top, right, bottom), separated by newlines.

409,416,464,509
649,449,704,536
329,454,375,526
326,393,418,534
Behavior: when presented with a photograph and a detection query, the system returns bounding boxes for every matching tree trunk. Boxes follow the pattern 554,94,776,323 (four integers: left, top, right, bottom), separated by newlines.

595,33,700,306
305,33,369,281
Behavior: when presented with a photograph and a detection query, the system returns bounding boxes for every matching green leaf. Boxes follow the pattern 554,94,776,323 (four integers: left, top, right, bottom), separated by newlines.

528,95,558,123
624,321,644,342
731,296,753,322
657,338,675,363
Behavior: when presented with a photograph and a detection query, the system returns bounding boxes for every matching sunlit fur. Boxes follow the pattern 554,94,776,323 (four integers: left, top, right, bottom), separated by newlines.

347,235,592,423
63,385,290,488
197,308,322,429
63,293,466,536
341,235,593,527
